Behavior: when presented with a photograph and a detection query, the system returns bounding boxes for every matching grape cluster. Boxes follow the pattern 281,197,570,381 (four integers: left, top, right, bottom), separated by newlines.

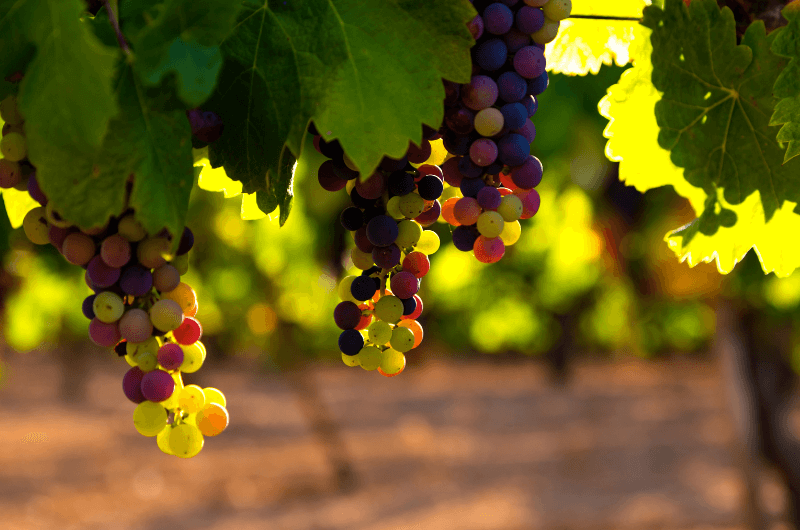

435,0,570,263
315,124,443,376
1,93,229,458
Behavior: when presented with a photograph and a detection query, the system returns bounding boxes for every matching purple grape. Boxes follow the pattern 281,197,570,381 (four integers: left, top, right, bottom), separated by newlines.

379,155,408,172
157,343,184,371
445,107,475,135
390,271,419,300
123,367,146,404
89,318,121,347
470,138,498,167
318,160,347,192
483,3,514,34
462,76,498,111
82,294,96,319
453,225,480,252
443,81,460,107
340,207,363,231
474,38,508,72
27,173,47,205
120,265,153,297
177,227,194,255
500,102,528,131
458,156,484,179
366,215,398,247
48,225,71,252
527,72,549,96
443,132,471,156
467,15,484,40
372,244,401,269
504,28,531,54
497,71,527,103
477,186,502,210
417,175,444,200
461,177,487,198
442,157,463,188
497,133,530,167
402,296,417,316
339,329,364,355
355,172,386,200
511,155,543,189
522,95,538,117
87,255,120,288
350,276,378,302
389,171,416,196
514,46,546,79
140,370,175,402
334,301,362,330
514,119,537,144
415,200,441,226
516,6,545,34
354,226,374,253
187,110,223,144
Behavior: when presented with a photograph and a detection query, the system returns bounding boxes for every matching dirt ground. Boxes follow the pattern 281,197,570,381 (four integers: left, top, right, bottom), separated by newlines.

0,348,794,530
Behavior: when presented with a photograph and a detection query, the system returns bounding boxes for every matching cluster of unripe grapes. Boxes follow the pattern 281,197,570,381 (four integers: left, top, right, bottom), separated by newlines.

316,124,440,376
1,93,228,458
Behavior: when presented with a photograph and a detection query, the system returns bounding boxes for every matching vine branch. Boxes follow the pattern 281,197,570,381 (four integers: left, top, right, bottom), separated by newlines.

104,0,131,57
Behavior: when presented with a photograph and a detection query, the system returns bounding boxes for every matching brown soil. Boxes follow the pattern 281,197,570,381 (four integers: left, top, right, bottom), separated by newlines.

0,350,793,530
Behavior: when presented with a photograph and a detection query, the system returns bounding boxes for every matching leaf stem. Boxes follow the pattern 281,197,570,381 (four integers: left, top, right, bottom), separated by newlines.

568,14,643,21
104,0,132,57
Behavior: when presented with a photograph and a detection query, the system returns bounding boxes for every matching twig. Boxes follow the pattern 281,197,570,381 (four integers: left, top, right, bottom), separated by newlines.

568,14,643,21
104,0,131,57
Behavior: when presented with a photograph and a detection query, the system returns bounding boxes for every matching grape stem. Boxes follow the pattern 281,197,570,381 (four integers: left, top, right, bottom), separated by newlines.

104,0,132,57
568,14,643,21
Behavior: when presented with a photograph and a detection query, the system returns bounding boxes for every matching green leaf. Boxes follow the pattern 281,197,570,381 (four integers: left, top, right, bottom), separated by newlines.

546,0,650,76
206,0,475,214
129,0,242,107
0,0,37,100
769,0,800,163
644,0,797,228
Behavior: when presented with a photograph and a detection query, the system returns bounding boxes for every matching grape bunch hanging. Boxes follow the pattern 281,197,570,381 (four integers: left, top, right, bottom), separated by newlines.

0,93,229,458
319,0,566,373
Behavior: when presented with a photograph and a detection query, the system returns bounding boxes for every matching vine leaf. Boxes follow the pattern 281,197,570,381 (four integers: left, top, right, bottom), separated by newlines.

128,0,242,107
644,0,796,230
205,0,475,221
769,0,800,163
546,0,651,75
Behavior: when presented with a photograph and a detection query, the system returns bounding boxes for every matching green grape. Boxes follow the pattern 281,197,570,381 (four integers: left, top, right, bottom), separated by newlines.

180,341,205,373
440,185,462,201
477,211,504,238
178,385,206,414
351,247,374,270
357,346,382,371
368,321,392,345
374,296,403,323
149,299,184,332
169,423,204,458
380,348,406,375
399,193,425,219
22,207,49,245
395,220,422,249
386,196,404,220
133,402,168,437
203,387,226,407
390,326,415,353
127,337,160,359
157,425,175,455
532,17,560,44
93,291,124,323
474,108,504,137
338,276,358,303
137,237,170,269
497,194,523,222
0,95,24,125
342,352,360,367
543,0,571,21
137,351,158,372
172,253,189,275
0,132,27,161
160,372,184,409
415,230,440,255
499,220,521,246
117,214,146,242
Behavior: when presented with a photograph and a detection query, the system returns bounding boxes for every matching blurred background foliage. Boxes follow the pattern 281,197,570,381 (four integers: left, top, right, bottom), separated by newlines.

1,63,799,374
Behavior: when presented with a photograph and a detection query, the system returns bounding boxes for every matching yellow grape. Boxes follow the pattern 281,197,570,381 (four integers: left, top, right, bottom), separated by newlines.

197,403,229,437
169,423,204,458
178,385,206,414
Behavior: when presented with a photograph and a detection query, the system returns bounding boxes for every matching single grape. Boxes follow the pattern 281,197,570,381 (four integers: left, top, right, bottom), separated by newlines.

399,193,426,219
469,138,498,167
152,264,181,293
334,301,363,330
497,133,530,167
414,199,441,227
390,326,416,353
386,196,404,219
500,103,528,131
178,385,206,414
82,294,96,319
416,230,440,255
366,215,399,247
22,207,50,245
477,211,505,238
397,319,423,348
513,46,546,79
396,220,423,249
401,296,417,316
87,255,120,288
417,175,443,201
173,317,202,345
452,225,480,252
196,403,229,437
150,299,184,332
442,157,463,188
522,95,538,117
379,349,406,377
444,107,475,136
497,194,524,221
123,366,146,404
467,13,484,39
516,5,545,33
532,18,560,44
180,341,205,373
474,38,508,72
157,425,175,455
474,108,504,138
338,276,359,303
357,346,383,371
355,172,385,200
407,139,432,164
177,227,194,255
483,2,514,34
0,95,23,125
473,235,505,263
374,296,403,323
157,343,184,371
203,387,227,407
515,188,541,219
137,351,158,372
354,226,374,253
462,76,498,111
339,329,365,355
137,238,169,269
93,291,124,323
118,215,147,242
162,282,198,317
0,131,26,161
368,320,392,345
133,401,168,437
89,318,122,347
169,423,204,458
350,276,377,302
27,174,47,206
511,155,543,189
443,132,471,156
372,244,401,269
119,308,154,343
441,197,461,226
504,28,532,54
402,294,424,320
402,252,430,279
458,156,484,179
499,220,522,246
120,265,153,297
515,119,537,144
390,271,419,299
340,207,364,231
453,197,482,226
477,186,502,210
48,225,71,252
351,247,375,270
100,234,131,268
379,154,408,172
0,159,21,188
543,0,572,21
